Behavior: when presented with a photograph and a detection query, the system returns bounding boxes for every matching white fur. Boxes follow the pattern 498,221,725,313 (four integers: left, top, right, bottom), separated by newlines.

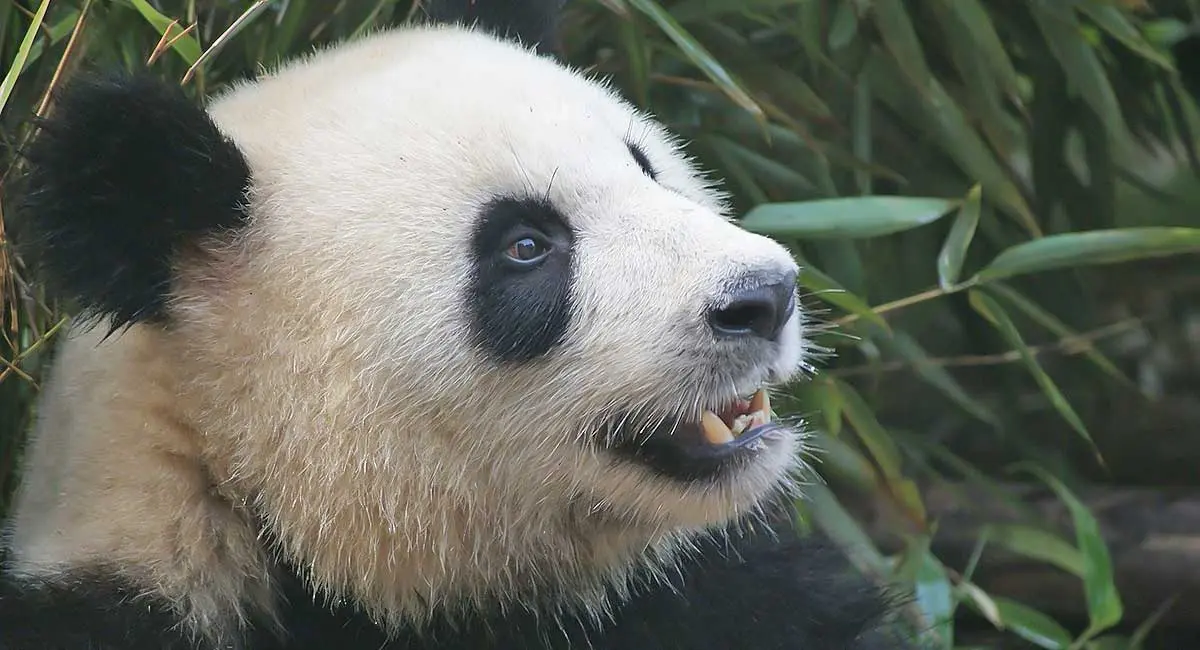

5,24,808,643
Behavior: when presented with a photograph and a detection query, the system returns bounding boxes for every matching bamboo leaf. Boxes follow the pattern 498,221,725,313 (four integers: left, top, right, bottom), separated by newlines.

915,547,954,649
129,0,203,65
1076,2,1174,70
978,228,1200,280
1018,464,1124,639
625,0,763,119
863,50,1040,236
937,184,982,289
990,597,1073,649
940,0,1022,100
987,284,1138,391
1029,2,1133,156
984,523,1087,577
870,0,933,90
0,0,50,118
669,0,804,23
803,482,890,575
836,379,903,481
968,290,1100,459
796,263,890,331
741,196,957,239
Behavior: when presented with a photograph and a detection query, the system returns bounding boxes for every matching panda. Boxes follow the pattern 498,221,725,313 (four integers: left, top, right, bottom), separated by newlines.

0,1,916,648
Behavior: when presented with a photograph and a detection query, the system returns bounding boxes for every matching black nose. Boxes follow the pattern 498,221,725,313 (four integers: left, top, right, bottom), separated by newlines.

708,271,797,341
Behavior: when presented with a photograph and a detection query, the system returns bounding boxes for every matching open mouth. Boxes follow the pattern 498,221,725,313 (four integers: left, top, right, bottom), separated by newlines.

604,388,788,481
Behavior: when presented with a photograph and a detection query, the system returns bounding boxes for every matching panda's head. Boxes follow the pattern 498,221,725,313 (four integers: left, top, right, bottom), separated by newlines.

14,0,808,628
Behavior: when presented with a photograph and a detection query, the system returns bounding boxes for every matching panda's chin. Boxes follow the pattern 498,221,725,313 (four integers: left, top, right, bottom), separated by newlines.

603,388,791,482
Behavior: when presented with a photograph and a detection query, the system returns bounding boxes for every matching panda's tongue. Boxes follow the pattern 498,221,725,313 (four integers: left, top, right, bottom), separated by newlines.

698,389,771,445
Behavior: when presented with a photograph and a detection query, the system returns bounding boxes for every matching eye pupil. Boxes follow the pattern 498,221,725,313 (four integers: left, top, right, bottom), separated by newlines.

506,237,548,263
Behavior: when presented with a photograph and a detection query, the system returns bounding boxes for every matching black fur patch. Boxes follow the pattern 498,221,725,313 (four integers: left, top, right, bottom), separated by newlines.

423,0,568,54
466,196,575,363
11,71,252,329
0,569,199,650
264,524,918,649
0,528,917,649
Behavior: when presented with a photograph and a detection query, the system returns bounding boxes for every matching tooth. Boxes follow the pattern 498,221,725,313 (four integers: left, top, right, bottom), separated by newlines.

700,410,735,444
730,414,753,436
750,389,771,420
749,410,768,429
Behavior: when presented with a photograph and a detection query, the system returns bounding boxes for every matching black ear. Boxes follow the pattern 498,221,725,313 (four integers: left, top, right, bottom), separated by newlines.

12,71,251,329
423,0,568,54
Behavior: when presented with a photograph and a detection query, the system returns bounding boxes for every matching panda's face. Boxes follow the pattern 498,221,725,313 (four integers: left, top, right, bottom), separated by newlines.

165,25,807,617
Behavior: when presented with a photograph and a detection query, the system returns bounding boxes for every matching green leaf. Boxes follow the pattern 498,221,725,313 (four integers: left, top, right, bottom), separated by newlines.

806,378,844,437
991,597,1073,649
836,379,902,480
956,581,1003,630
796,263,889,331
1018,464,1124,640
987,284,1138,391
1029,3,1134,157
742,196,957,239
914,546,955,648
668,0,803,22
835,379,926,525
862,50,1040,236
0,0,51,118
707,135,818,194
937,184,983,289
870,0,933,90
984,523,1086,577
941,0,1023,100
968,290,1100,459
1076,3,1174,71
129,0,203,65
979,227,1200,280
625,0,764,119
802,482,890,575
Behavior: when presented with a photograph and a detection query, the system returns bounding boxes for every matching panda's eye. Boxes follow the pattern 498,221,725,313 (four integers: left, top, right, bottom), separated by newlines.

504,236,551,264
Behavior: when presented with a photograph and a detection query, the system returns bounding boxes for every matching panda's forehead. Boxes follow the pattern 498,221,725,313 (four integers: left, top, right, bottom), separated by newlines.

212,26,659,163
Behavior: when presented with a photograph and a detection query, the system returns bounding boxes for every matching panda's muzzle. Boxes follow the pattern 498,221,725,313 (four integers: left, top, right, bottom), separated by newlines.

604,388,788,480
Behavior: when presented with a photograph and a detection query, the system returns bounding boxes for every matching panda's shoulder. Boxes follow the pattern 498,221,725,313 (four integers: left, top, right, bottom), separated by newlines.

265,532,914,650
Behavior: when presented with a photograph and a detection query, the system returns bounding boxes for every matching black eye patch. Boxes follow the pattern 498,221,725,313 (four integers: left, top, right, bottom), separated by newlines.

466,196,575,364
627,142,657,181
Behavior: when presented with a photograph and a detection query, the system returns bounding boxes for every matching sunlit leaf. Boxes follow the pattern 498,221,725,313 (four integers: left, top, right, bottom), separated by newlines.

742,196,957,239
0,0,51,117
129,0,203,65
978,227,1200,280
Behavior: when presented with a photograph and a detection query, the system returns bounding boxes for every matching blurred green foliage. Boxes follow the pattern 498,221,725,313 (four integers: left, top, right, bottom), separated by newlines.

3,1,1200,648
